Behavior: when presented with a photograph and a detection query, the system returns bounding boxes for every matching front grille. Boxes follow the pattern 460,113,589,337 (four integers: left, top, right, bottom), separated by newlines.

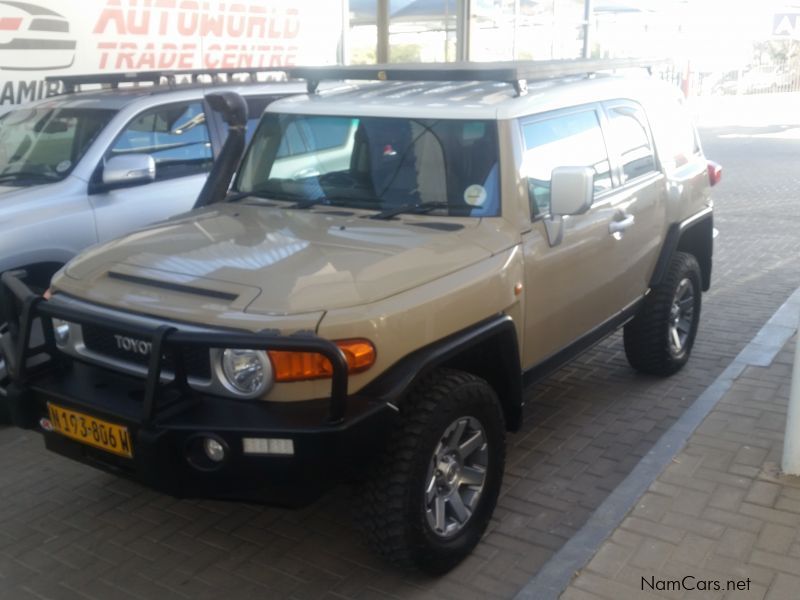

81,323,212,380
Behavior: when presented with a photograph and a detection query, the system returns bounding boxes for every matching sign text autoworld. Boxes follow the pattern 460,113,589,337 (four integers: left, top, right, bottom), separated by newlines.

93,0,300,70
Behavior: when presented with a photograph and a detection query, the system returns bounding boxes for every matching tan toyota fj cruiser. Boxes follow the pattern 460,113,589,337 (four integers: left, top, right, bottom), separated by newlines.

0,60,720,573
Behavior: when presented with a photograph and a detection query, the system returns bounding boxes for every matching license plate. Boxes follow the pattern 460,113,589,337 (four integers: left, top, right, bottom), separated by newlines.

47,403,133,458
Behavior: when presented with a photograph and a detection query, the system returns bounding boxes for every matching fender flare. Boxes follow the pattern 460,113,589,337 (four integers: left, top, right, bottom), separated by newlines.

650,208,713,292
361,315,524,431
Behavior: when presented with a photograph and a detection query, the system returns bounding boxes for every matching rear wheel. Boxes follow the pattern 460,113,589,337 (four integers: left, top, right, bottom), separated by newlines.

356,369,505,574
624,251,702,376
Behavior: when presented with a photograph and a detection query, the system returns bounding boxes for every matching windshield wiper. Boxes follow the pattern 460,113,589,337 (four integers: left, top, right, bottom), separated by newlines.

289,195,385,210
0,171,60,182
227,190,303,204
229,191,383,212
370,201,452,220
290,198,328,209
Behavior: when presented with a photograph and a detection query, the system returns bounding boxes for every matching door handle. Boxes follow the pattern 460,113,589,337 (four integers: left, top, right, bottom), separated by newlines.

609,214,635,235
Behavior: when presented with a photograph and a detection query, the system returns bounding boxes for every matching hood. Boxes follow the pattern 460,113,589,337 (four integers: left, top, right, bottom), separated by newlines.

0,185,24,195
62,204,512,316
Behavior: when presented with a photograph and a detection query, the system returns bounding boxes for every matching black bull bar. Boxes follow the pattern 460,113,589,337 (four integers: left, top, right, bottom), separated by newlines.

0,270,351,426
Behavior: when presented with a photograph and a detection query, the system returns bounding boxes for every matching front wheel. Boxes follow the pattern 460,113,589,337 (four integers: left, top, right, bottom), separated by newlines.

356,369,505,574
624,251,702,376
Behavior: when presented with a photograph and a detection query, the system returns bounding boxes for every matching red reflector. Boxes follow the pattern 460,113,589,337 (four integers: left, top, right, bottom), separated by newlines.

707,161,722,187
0,18,22,31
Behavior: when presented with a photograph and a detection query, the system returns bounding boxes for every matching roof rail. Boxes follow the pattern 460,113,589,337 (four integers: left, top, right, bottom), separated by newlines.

48,68,290,94
288,58,663,96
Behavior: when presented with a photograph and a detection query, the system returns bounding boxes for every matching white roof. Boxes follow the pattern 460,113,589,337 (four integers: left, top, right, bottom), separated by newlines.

267,75,682,120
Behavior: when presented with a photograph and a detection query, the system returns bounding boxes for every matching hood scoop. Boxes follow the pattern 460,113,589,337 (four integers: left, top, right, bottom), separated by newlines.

107,271,239,302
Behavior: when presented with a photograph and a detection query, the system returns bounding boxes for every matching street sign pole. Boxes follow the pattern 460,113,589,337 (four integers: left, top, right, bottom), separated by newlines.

782,329,800,475
582,0,593,59
377,0,389,64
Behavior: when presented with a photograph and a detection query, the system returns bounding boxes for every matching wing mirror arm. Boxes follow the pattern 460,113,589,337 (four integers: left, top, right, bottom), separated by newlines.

544,215,564,247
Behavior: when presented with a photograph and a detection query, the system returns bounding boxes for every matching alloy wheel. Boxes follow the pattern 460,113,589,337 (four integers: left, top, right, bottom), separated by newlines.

424,416,488,538
668,277,695,357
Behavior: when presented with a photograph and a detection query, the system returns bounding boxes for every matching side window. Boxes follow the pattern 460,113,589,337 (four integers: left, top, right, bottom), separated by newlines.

521,109,612,219
606,105,657,183
109,102,212,181
216,96,280,142
243,97,272,141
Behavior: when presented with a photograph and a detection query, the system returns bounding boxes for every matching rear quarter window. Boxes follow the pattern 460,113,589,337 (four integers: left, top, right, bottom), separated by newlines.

651,98,701,172
605,104,658,183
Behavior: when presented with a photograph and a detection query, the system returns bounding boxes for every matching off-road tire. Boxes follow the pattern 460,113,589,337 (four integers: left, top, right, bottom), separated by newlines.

356,368,505,574
624,251,702,376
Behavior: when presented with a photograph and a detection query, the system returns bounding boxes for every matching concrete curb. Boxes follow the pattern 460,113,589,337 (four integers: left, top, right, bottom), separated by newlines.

515,287,800,600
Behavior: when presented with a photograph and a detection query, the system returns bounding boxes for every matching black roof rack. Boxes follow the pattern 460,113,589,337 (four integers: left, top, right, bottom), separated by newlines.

288,58,662,96
48,68,291,94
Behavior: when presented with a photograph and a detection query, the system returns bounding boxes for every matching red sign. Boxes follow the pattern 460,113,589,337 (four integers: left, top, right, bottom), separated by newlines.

93,0,301,70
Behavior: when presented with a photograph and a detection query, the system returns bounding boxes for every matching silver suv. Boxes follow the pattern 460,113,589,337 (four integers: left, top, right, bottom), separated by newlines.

0,70,305,288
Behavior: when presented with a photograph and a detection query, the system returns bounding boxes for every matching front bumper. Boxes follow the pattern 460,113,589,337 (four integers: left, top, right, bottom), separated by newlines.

3,362,395,505
0,272,396,506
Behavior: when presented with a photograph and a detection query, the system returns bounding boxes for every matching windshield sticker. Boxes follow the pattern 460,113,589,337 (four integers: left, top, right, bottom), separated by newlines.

464,184,487,207
56,160,71,173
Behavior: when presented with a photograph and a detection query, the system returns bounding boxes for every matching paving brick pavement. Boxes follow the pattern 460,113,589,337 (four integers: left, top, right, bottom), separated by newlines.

1,109,800,599
562,334,800,600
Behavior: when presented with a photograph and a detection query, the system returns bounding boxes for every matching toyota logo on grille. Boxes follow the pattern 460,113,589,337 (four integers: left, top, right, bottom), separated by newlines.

114,334,151,356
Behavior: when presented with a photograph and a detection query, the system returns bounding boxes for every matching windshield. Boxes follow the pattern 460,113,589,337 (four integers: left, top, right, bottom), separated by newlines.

0,106,115,185
234,114,500,217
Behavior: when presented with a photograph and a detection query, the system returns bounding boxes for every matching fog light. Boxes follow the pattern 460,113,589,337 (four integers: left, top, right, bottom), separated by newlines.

204,437,226,462
243,437,295,456
185,434,229,471
52,319,70,346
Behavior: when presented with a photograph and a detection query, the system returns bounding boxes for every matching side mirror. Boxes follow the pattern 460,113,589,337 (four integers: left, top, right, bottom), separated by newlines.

541,166,594,248
102,154,155,189
550,166,594,216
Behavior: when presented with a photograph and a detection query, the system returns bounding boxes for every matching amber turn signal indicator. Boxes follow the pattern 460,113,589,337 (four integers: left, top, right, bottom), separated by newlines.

268,339,376,382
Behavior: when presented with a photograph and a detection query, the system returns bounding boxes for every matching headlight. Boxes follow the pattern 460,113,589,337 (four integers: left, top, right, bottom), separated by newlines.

219,349,272,397
52,319,71,346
